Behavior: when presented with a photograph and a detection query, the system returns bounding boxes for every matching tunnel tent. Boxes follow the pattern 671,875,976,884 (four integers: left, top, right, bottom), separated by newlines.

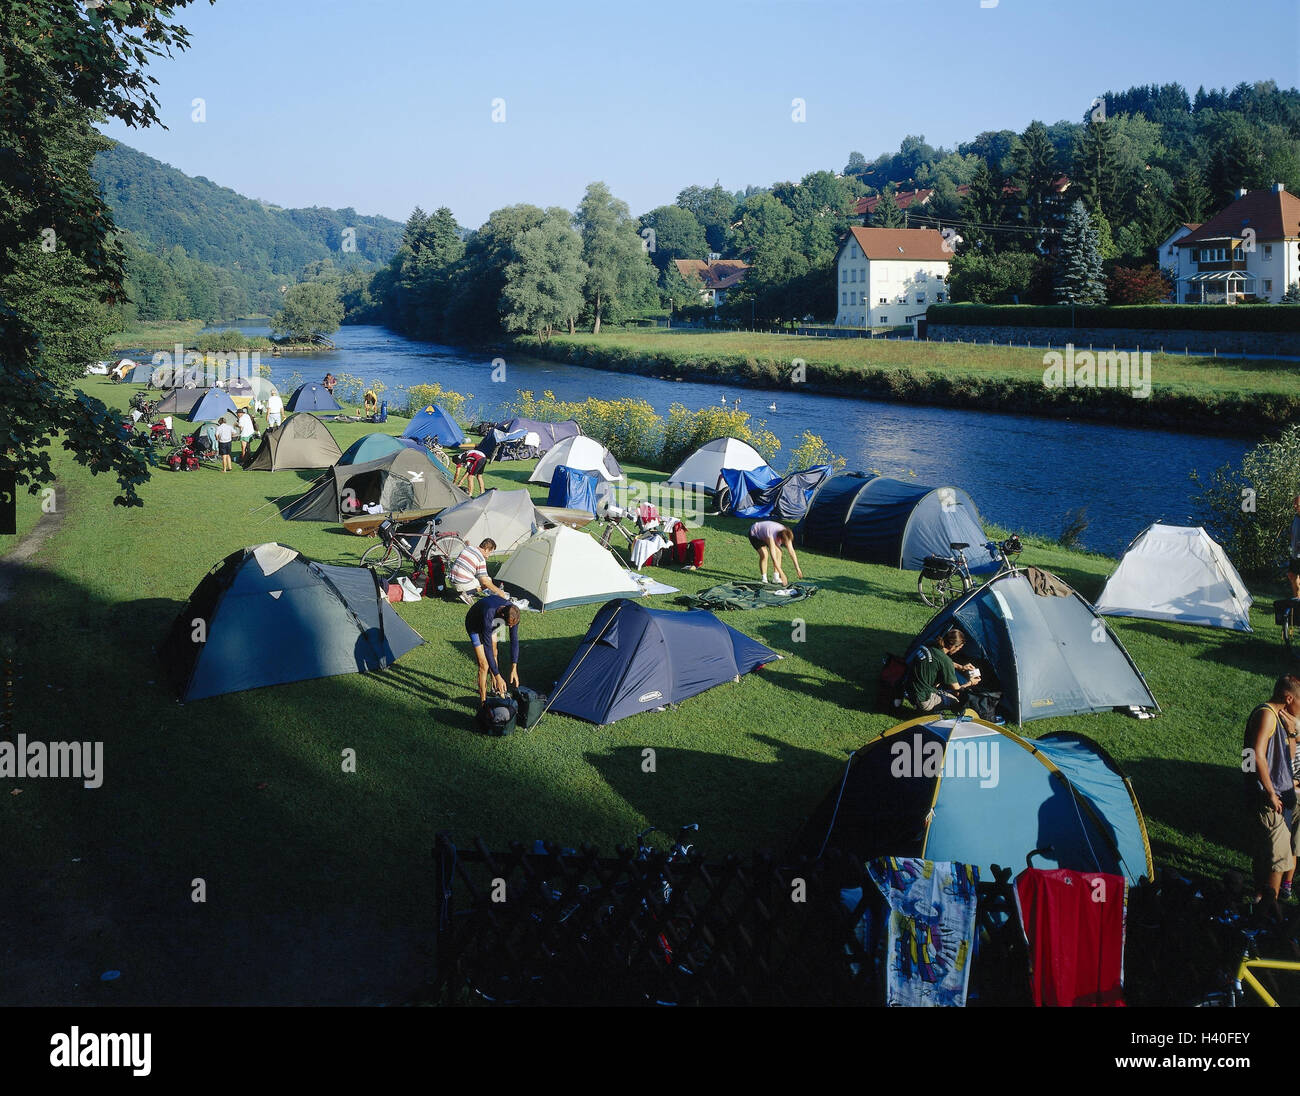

223,376,254,408
495,525,643,611
243,412,343,471
906,567,1159,724
797,472,997,573
529,435,624,485
189,387,239,423
792,714,1153,887
281,447,468,523
1094,523,1253,632
401,404,466,448
160,543,424,702
665,436,770,494
430,489,544,556
720,464,832,522
547,599,782,725
286,383,343,414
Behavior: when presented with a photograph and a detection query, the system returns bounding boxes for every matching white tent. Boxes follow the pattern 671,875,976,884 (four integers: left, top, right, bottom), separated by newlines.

665,436,769,494
528,435,624,485
431,489,543,556
495,525,642,610
1094,523,1253,632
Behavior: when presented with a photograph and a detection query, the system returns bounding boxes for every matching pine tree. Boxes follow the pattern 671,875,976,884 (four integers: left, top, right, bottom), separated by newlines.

1282,281,1300,304
873,184,905,228
1010,121,1059,231
1054,199,1106,304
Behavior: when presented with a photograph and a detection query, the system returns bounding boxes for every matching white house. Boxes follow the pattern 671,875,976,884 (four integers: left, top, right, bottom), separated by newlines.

1155,222,1199,280
672,258,749,307
834,226,952,328
1172,184,1300,303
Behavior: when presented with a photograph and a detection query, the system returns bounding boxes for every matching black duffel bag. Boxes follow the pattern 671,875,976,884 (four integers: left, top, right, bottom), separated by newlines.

477,693,519,736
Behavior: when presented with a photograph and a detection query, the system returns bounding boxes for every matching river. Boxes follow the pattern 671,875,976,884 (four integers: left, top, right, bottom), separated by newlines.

182,322,1248,557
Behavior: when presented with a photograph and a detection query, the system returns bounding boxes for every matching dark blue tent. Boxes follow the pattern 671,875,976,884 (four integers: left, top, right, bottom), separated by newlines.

721,464,831,522
286,383,342,414
547,465,602,512
797,472,996,573
189,387,238,422
548,599,781,724
160,543,424,701
402,404,466,447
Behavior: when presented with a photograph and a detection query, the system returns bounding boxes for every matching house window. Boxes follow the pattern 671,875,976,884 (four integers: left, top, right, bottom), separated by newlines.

841,267,847,283
937,293,945,302
1264,280,1273,293
850,269,856,283
916,292,926,304
1264,244,1273,259
860,293,867,305
879,316,888,324
879,297,887,304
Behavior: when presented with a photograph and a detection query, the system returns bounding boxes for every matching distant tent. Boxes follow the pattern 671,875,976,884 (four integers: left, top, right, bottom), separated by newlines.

797,472,996,573
110,358,138,381
243,413,343,471
156,387,208,417
546,466,604,512
496,525,643,610
286,383,342,414
223,376,254,408
282,447,468,522
548,599,781,724
160,543,424,702
245,376,280,404
666,436,769,495
401,404,466,448
792,714,1153,886
480,417,582,459
189,388,239,423
431,489,543,556
720,464,831,522
125,361,154,383
1094,524,1253,632
906,568,1159,723
529,435,623,485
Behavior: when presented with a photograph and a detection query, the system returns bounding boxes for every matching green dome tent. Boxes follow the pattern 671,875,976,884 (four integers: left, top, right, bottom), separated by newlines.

243,413,343,471
282,447,468,523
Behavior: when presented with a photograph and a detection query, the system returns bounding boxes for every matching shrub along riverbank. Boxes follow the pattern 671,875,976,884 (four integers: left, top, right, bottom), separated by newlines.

513,330,1300,437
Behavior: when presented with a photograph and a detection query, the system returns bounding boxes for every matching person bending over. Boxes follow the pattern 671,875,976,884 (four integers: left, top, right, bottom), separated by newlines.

465,595,520,703
748,519,804,587
450,539,506,603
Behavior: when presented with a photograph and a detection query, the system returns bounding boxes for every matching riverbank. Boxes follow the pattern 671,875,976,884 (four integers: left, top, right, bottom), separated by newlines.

512,330,1300,438
111,318,324,354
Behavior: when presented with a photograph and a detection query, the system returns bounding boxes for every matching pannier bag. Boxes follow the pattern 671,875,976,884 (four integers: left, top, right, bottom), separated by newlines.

921,555,955,579
513,686,547,730
477,693,519,736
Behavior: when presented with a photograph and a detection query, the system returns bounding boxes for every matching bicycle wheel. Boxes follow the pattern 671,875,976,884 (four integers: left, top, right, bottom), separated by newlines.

918,572,953,609
1284,604,1295,659
360,540,402,580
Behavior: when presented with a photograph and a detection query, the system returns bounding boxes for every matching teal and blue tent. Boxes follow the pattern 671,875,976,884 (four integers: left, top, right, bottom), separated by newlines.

906,567,1159,724
402,404,466,447
339,433,411,465
547,599,781,725
189,388,238,422
547,465,601,512
286,383,342,414
160,543,424,702
794,714,1154,886
798,472,996,573
721,464,831,522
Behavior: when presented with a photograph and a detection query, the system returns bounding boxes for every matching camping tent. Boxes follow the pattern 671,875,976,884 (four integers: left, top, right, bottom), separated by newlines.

720,464,831,522
223,376,254,408
286,383,343,414
666,436,769,495
547,599,781,724
529,435,623,485
189,388,239,422
793,714,1153,886
243,413,343,471
245,376,280,404
496,525,643,610
125,361,154,384
1094,523,1253,632
282,447,468,522
906,568,1159,723
797,472,997,573
480,417,582,459
160,543,424,702
431,489,543,556
401,405,466,448
338,433,411,465
155,387,208,417
546,466,604,513
110,358,138,381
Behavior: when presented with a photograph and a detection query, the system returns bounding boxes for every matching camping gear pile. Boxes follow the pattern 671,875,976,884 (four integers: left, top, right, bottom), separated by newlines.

683,581,818,611
478,417,581,461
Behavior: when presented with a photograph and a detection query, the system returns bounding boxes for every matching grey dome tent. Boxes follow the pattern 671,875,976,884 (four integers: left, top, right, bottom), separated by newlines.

282,447,468,522
155,387,209,417
431,489,544,556
243,413,343,471
160,543,424,702
905,567,1159,724
798,472,997,573
286,383,342,414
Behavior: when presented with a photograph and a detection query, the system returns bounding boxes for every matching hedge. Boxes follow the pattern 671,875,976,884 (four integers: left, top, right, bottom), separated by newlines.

928,303,1300,333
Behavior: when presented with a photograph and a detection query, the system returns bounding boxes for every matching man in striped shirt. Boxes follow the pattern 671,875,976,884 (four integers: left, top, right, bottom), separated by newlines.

449,538,507,603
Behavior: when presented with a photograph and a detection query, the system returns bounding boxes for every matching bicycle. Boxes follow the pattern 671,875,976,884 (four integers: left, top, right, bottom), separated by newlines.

917,535,1022,609
1195,912,1300,1006
360,516,467,586
1274,598,1299,658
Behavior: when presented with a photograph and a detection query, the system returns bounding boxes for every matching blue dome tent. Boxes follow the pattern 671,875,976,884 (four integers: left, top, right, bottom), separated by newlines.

547,599,781,725
797,472,997,573
189,388,239,423
286,383,342,414
402,405,466,448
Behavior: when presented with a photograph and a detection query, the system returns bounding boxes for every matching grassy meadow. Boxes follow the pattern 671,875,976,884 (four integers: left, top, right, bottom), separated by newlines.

0,375,1290,1004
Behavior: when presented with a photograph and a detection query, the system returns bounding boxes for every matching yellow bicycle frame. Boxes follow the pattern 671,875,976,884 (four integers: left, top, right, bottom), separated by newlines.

1236,956,1300,1006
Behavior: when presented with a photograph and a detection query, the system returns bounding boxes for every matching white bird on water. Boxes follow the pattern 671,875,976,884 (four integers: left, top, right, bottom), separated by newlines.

719,396,727,405
768,402,777,411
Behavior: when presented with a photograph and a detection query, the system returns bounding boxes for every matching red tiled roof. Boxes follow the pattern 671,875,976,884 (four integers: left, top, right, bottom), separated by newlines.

853,187,934,217
674,258,750,291
1176,188,1300,246
843,227,952,262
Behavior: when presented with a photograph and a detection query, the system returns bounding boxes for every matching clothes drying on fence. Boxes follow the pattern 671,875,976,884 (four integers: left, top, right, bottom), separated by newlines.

631,533,669,569
1014,867,1127,1007
682,581,818,611
866,857,980,1007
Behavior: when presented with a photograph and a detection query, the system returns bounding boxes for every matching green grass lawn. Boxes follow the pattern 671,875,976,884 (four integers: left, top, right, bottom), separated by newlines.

109,319,206,351
538,329,1300,397
0,375,1288,1004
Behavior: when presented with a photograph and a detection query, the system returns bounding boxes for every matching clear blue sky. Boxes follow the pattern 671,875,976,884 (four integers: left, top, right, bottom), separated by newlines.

99,0,1300,228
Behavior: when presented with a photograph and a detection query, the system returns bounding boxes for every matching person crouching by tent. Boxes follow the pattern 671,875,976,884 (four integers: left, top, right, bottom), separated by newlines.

450,539,507,604
748,519,804,586
363,390,378,418
1244,675,1300,905
465,595,520,702
215,416,235,473
904,628,979,714
452,446,488,497
237,407,256,463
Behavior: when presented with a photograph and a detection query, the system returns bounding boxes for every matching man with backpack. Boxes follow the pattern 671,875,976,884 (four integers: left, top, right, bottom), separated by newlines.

904,628,978,713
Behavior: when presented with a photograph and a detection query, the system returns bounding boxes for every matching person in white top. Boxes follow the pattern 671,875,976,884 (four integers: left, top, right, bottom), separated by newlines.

266,392,284,428
214,416,235,473
236,409,256,462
